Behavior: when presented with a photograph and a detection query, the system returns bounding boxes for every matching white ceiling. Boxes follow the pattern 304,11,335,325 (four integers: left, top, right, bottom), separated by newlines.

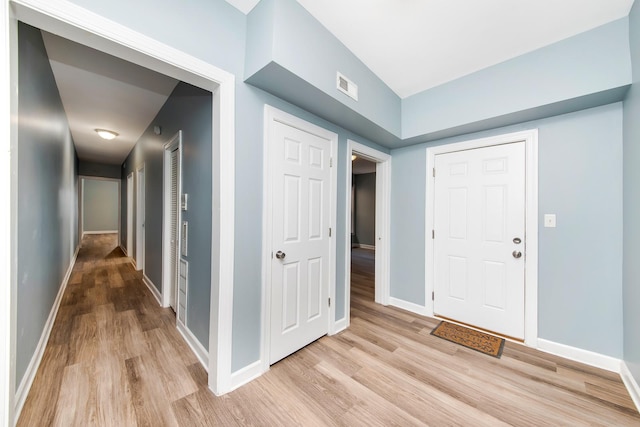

227,0,634,98
41,31,179,165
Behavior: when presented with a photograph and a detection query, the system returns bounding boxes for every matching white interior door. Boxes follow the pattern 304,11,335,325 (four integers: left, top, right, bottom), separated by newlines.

136,167,145,272
270,120,331,364
169,148,179,310
433,141,525,339
127,173,133,256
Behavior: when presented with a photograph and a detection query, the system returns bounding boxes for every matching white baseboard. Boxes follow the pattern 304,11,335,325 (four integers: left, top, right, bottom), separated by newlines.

230,360,263,392
14,245,80,420
537,339,621,373
331,317,348,335
621,361,640,413
176,322,209,370
389,297,429,316
142,274,162,306
82,230,118,237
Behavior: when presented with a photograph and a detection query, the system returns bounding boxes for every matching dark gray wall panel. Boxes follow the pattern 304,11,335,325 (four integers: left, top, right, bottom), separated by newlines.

354,173,376,247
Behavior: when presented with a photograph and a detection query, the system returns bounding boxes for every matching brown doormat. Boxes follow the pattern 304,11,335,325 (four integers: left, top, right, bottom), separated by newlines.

431,321,505,358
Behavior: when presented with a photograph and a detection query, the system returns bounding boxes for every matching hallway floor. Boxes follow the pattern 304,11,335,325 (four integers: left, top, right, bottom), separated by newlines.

17,235,640,426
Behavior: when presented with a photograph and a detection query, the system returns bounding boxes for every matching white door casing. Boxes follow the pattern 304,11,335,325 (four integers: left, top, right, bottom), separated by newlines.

127,173,134,258
433,142,525,339
426,129,538,346
8,0,237,410
262,106,338,371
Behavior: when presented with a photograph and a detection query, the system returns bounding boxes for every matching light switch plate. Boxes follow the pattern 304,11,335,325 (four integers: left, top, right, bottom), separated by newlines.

544,214,556,228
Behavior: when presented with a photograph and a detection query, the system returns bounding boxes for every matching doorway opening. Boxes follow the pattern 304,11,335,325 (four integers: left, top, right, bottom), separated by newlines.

343,140,391,330
79,176,121,241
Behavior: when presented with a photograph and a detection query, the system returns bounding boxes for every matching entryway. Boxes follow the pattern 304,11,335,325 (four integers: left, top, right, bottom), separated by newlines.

426,130,538,345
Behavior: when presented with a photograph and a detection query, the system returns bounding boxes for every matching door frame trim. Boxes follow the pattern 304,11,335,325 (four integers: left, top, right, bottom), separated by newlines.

343,141,391,331
7,0,237,400
161,131,182,309
260,105,339,376
425,129,538,347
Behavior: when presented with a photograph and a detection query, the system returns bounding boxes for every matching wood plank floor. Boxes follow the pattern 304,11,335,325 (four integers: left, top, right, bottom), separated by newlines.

18,238,640,426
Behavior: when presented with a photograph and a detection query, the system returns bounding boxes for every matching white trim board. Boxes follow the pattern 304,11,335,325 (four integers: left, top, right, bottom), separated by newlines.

177,322,209,370
388,297,429,317
621,362,640,413
345,139,392,327
14,245,79,421
355,244,375,250
425,129,539,347
537,339,622,373
261,105,339,374
119,245,128,257
229,361,262,392
8,0,236,398
142,274,162,306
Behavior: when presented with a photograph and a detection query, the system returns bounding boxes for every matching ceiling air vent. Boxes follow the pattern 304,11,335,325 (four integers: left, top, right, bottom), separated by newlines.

337,71,358,101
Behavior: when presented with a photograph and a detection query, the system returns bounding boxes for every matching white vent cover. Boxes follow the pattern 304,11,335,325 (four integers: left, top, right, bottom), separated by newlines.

336,71,358,101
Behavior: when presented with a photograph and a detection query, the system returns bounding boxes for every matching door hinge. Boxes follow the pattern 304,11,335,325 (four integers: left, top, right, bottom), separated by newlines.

432,291,434,301
433,168,436,177
432,229,435,239
328,297,331,307
329,227,332,237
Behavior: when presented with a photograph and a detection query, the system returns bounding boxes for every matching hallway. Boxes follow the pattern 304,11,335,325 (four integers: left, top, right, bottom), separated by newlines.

17,235,640,425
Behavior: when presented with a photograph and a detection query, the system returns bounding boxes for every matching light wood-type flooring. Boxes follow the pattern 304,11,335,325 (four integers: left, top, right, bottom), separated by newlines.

18,237,640,426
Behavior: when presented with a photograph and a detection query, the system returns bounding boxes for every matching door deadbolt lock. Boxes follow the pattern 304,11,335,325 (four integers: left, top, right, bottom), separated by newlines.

512,250,522,259
275,251,286,260
513,237,522,244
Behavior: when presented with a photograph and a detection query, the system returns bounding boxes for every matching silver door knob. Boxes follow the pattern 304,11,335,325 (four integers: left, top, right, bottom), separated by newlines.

275,251,286,260
512,250,522,259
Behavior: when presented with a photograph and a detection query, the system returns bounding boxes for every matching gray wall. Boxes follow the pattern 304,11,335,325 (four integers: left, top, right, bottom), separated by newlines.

82,179,118,232
391,103,624,358
62,0,633,375
16,23,78,387
121,82,213,346
353,173,376,247
78,160,121,179
623,0,640,386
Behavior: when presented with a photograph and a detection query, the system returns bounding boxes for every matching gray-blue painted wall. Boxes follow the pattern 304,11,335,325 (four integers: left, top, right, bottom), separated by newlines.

82,179,118,232
61,0,635,373
16,23,78,388
120,82,213,346
623,0,640,386
391,103,624,357
402,17,632,144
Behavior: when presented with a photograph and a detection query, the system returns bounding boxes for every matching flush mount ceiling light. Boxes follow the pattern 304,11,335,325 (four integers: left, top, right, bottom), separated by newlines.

95,129,119,140
352,154,357,161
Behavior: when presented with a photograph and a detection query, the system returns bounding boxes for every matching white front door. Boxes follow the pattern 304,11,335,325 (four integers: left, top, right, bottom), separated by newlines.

269,120,331,364
433,141,526,339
